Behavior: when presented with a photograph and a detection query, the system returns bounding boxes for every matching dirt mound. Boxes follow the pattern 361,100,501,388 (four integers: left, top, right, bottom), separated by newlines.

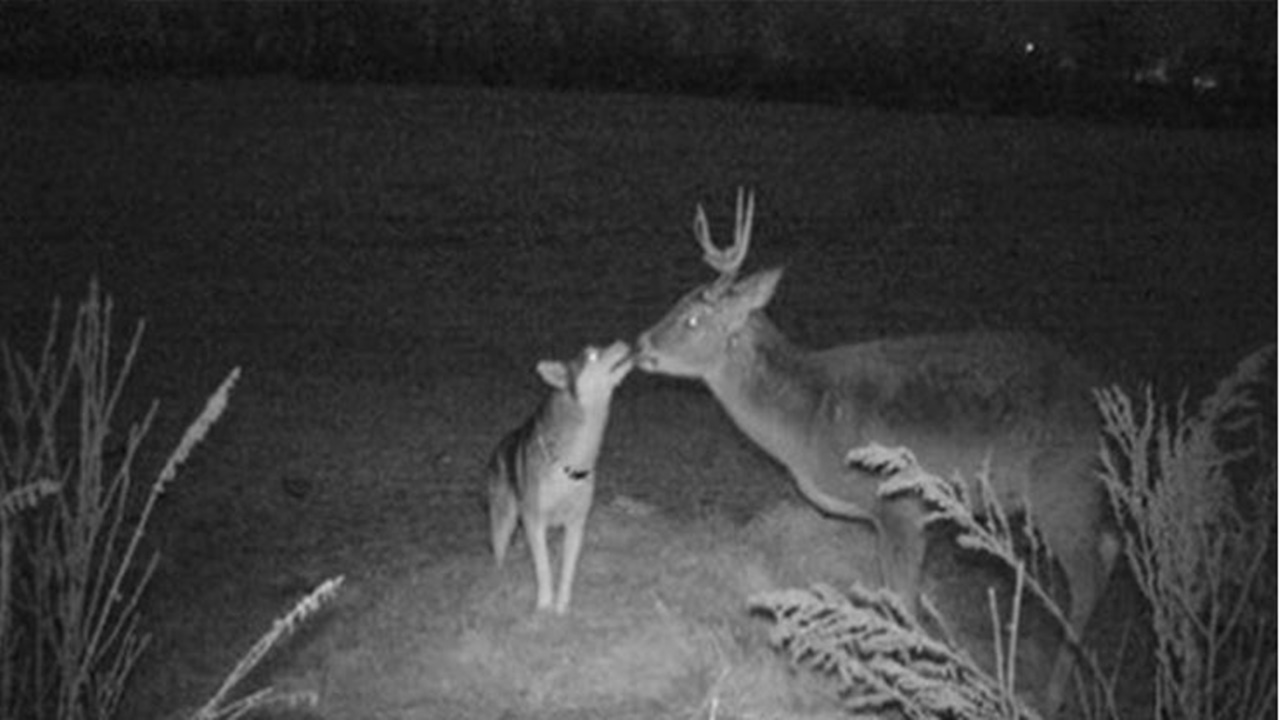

270,498,879,719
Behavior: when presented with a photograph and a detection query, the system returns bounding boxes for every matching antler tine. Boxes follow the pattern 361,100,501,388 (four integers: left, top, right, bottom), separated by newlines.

734,187,754,271
696,189,755,282
694,202,718,267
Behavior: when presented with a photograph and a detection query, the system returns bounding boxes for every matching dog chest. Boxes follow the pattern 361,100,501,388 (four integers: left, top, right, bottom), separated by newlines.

529,468,595,526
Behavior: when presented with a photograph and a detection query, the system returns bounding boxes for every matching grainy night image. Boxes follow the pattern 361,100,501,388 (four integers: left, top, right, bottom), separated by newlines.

0,3,1274,719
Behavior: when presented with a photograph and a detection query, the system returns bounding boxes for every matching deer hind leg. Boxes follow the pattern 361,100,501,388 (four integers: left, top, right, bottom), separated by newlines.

876,497,930,615
1035,477,1120,712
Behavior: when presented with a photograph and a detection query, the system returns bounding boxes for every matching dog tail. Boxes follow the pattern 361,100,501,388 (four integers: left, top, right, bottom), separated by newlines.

487,425,527,565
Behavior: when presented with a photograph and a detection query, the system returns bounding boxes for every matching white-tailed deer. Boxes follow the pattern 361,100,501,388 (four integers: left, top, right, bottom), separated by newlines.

488,341,634,614
635,189,1116,710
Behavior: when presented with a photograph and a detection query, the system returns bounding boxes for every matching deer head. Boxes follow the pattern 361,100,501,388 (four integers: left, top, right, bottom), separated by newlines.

636,188,783,378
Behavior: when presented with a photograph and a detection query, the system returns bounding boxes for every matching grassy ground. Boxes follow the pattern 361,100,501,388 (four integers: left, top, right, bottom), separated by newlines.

0,78,1272,719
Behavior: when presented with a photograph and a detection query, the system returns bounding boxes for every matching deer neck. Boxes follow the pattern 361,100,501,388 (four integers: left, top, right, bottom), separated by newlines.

705,314,828,468
699,315,880,523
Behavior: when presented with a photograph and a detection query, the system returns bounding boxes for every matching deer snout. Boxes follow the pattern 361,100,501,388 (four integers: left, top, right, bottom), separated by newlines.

633,333,661,371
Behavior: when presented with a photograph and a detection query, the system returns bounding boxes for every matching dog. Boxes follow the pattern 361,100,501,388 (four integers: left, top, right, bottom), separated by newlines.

487,340,633,614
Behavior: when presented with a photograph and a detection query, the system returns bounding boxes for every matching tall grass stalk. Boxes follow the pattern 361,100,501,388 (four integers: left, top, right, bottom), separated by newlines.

751,347,1274,720
1095,346,1276,720
0,280,240,720
752,441,1113,718
877,441,1121,717
753,443,1046,718
876,444,1120,719
190,576,343,720
1,477,62,708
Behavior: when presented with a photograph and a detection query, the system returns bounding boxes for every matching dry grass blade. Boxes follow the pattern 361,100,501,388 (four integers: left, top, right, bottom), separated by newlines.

192,575,344,720
1,281,242,720
875,442,1119,719
0,478,61,519
1095,345,1276,720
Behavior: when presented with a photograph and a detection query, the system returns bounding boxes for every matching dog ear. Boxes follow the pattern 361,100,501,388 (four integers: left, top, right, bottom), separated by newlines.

536,360,570,390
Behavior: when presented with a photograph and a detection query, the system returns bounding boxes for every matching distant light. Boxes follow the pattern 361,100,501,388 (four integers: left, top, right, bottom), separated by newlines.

1193,73,1220,93
1134,58,1172,86
1023,41,1036,55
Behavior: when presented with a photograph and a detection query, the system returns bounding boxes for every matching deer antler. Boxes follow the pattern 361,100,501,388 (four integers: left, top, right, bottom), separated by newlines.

694,187,754,292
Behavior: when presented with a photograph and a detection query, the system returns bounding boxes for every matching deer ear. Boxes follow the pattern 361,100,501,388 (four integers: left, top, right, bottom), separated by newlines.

536,360,570,390
733,267,783,310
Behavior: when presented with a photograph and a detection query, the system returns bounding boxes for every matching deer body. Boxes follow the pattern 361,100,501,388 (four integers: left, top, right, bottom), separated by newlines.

488,341,633,614
635,191,1115,710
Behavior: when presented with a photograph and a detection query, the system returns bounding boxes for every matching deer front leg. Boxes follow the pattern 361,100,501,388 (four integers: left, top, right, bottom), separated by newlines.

876,497,928,616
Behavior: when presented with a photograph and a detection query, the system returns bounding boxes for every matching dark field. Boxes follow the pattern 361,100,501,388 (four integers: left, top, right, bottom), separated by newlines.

0,79,1273,719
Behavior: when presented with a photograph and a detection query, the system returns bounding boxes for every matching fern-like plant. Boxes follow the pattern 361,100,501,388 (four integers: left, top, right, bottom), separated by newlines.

751,579,1040,720
751,444,1098,719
